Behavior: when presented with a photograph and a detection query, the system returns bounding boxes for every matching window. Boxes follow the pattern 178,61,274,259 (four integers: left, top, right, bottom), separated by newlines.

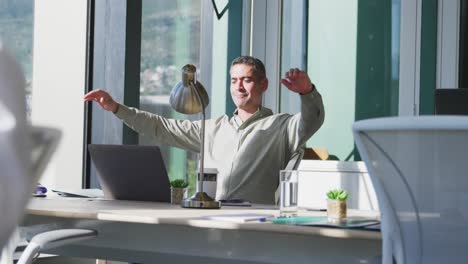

0,0,34,117
140,0,202,194
280,0,307,115
459,0,468,88
279,0,401,161
304,0,362,160
88,1,209,192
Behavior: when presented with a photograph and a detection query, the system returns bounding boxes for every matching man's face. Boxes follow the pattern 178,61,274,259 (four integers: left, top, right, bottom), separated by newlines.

230,64,268,112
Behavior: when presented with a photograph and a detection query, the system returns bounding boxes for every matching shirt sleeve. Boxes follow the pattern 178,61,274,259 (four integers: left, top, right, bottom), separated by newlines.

286,88,325,153
114,104,201,152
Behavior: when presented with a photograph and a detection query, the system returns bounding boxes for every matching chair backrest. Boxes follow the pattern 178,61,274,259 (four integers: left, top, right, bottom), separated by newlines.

353,116,468,264
0,44,31,250
303,147,329,160
284,147,330,171
0,44,61,251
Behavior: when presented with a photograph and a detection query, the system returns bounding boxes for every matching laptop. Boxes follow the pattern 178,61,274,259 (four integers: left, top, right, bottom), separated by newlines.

88,144,171,202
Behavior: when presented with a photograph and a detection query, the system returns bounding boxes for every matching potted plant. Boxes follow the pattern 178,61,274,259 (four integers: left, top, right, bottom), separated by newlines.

326,189,348,223
170,179,189,205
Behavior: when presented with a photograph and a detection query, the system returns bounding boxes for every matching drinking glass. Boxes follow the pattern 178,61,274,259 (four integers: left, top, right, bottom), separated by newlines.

279,170,299,217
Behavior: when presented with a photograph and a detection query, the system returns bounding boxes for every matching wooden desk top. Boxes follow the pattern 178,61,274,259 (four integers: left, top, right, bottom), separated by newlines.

26,197,381,240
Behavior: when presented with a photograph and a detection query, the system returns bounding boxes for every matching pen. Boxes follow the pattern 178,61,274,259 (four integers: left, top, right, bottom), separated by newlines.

304,208,327,212
258,217,276,222
242,217,276,222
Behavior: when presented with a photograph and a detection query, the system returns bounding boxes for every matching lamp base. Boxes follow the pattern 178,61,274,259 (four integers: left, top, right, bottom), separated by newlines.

181,192,220,209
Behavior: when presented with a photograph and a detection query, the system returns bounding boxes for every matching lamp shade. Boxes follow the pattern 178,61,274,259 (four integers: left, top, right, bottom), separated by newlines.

169,64,209,115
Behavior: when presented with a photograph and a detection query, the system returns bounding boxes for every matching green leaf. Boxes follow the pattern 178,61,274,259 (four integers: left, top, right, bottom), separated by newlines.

338,190,348,201
326,188,348,201
170,179,189,188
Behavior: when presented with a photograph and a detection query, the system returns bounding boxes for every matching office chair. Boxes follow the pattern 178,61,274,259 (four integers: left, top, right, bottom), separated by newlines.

353,116,468,264
285,147,330,171
0,43,32,252
0,44,97,264
302,147,329,160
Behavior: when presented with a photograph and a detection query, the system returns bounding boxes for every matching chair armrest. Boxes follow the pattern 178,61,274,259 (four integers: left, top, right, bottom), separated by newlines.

17,229,97,264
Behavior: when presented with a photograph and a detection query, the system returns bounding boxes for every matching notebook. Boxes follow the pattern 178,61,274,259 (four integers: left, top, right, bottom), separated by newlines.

203,213,275,223
88,144,171,202
271,216,380,229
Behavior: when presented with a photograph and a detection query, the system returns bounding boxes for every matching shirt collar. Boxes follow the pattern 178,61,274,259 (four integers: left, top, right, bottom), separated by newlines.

231,106,273,129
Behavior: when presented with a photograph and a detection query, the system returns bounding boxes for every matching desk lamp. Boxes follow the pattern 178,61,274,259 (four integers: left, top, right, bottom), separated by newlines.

170,64,220,209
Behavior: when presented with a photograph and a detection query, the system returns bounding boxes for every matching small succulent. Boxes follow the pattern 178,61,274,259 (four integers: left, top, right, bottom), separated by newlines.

170,179,189,188
326,189,349,201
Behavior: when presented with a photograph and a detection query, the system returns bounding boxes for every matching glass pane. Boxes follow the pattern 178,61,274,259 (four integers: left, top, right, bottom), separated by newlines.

391,0,401,112
303,0,400,161
140,0,201,195
305,0,360,161
459,0,468,88
280,0,306,115
0,1,34,118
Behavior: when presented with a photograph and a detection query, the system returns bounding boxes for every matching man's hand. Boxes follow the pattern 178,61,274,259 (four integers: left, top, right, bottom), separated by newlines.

83,89,119,113
280,68,314,94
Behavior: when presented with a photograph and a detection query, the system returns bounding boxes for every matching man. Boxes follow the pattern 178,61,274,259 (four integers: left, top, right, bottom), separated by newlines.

84,56,324,204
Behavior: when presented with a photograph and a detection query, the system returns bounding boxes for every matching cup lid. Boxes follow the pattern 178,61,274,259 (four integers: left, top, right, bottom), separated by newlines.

197,168,218,174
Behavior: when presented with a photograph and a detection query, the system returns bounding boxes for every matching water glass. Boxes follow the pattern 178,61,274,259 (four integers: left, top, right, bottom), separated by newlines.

279,170,299,217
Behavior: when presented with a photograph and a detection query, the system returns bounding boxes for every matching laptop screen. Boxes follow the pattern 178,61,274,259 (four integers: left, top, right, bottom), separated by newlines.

88,144,171,202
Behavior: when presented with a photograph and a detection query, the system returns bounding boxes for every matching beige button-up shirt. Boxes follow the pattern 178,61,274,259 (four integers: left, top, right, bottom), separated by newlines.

115,89,324,204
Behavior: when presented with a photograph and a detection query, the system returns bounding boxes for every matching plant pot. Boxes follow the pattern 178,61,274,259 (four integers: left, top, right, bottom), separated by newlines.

327,199,347,223
171,187,187,205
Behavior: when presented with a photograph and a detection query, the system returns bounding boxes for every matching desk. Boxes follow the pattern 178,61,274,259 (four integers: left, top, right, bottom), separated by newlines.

23,198,381,263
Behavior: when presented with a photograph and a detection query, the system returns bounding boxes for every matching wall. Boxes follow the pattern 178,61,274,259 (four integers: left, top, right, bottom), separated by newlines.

31,0,88,189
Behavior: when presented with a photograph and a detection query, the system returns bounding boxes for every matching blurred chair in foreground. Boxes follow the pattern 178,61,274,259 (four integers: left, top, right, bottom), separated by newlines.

0,42,37,254
0,44,96,264
353,116,468,264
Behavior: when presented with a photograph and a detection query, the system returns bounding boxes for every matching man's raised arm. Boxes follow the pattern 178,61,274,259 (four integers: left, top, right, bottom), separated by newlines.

281,68,325,151
83,89,119,113
83,89,201,152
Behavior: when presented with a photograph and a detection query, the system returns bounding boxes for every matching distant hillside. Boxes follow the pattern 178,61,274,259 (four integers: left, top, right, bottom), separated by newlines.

0,0,203,97
140,0,201,95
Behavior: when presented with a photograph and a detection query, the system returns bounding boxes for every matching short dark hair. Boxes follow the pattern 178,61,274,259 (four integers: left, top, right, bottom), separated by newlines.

231,56,266,80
